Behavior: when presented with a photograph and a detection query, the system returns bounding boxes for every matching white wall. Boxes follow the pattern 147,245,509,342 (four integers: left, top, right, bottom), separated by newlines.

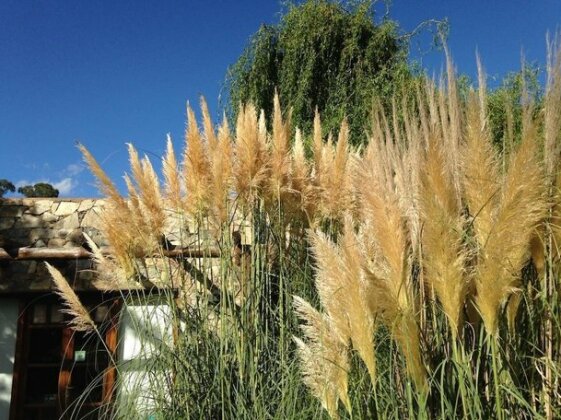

117,303,173,416
0,299,18,420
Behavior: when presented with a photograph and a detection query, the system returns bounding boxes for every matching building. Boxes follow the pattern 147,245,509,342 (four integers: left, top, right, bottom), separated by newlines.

0,198,183,420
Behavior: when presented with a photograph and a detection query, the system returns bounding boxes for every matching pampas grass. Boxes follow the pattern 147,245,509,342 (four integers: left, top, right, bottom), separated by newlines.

75,40,561,420
45,262,96,332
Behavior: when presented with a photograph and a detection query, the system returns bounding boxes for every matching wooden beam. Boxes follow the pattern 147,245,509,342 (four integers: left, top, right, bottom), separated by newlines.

0,247,11,260
16,247,91,260
162,247,221,259
13,245,222,260
99,246,222,259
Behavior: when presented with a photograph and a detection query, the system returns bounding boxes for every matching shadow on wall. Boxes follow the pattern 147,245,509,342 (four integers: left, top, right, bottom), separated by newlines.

0,299,18,420
0,198,107,293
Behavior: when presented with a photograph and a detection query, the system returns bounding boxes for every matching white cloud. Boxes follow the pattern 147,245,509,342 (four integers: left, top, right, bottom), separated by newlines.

15,177,78,196
64,163,84,177
14,179,32,188
53,178,75,195
14,160,84,197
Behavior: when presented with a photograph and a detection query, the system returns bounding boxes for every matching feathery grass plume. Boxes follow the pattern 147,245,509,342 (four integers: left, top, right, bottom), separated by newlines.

233,103,268,206
162,134,182,210
399,102,423,253
79,143,139,277
338,221,377,382
310,110,324,210
415,80,431,147
361,257,426,392
312,109,323,170
208,116,233,228
474,116,547,335
97,207,135,277
308,230,351,344
289,128,316,222
505,290,523,334
267,93,291,201
318,119,352,220
542,35,561,265
45,262,96,333
200,97,218,154
127,144,166,243
123,174,144,234
293,296,351,419
82,232,131,290
356,139,426,391
123,172,161,255
78,143,127,210
424,77,442,138
183,103,211,218
376,100,422,253
308,222,377,383
476,52,487,128
442,43,463,205
463,91,500,246
421,134,468,337
544,33,561,179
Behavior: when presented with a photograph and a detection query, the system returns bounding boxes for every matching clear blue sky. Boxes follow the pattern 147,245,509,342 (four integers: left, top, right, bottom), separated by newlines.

1,0,560,197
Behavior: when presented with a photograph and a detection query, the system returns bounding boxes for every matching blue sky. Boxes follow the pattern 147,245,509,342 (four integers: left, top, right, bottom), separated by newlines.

1,0,560,197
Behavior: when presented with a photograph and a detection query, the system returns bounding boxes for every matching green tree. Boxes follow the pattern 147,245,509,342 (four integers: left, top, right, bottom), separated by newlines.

225,0,412,144
0,179,15,197
487,65,542,150
18,182,59,198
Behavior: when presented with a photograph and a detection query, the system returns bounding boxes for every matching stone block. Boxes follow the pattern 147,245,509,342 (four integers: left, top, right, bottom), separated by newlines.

57,212,80,230
29,228,51,243
67,228,84,245
0,218,15,230
0,205,25,218
57,229,70,239
27,200,53,215
81,208,102,228
78,199,95,212
17,214,43,228
82,227,107,246
47,238,66,247
54,202,79,216
41,212,58,223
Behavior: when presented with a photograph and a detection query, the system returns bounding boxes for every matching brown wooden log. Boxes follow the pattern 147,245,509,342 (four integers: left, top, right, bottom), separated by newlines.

14,245,222,260
162,247,221,258
100,245,221,259
0,247,11,260
16,247,91,260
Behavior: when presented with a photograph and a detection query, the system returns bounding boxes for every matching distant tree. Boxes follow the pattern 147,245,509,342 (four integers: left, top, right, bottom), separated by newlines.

225,0,413,144
487,65,542,150
0,179,15,198
18,182,59,198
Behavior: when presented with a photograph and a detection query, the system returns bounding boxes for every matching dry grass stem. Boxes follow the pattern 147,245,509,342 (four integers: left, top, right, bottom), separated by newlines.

45,262,96,333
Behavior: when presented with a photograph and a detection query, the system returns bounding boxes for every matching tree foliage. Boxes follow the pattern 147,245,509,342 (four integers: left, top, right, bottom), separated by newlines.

17,182,59,198
225,0,412,144
487,65,542,149
0,179,15,198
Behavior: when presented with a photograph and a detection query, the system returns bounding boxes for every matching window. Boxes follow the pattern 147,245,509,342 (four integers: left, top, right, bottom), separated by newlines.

10,294,120,420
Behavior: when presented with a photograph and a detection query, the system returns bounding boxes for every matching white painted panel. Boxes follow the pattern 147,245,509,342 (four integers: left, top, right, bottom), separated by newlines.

120,304,172,360
117,303,172,416
0,299,18,420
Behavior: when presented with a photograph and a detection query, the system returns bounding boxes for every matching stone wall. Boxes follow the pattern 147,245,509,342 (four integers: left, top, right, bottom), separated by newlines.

0,198,107,250
0,198,106,293
0,198,250,294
